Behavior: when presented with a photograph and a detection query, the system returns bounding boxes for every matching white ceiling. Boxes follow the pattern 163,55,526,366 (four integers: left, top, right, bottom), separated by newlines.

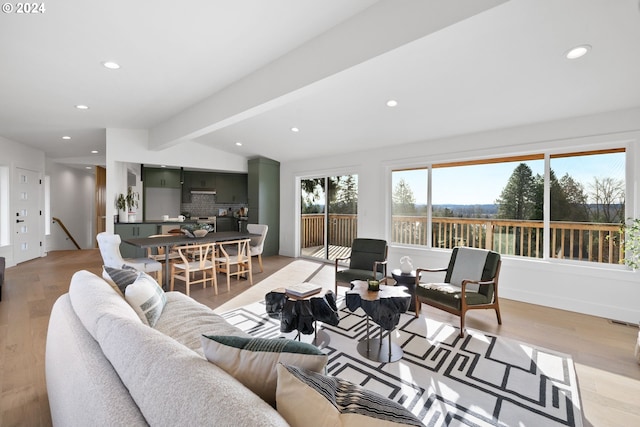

2,0,640,168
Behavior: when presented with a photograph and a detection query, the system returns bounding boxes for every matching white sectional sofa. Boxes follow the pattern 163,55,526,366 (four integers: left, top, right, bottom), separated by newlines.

45,270,289,426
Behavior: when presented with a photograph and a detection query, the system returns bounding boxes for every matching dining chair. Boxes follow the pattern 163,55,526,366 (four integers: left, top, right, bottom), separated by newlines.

246,224,268,273
97,232,163,284
225,224,268,272
214,239,253,292
170,243,217,296
146,234,181,263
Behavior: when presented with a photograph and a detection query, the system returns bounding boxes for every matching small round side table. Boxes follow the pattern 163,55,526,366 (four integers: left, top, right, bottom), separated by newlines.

391,269,417,312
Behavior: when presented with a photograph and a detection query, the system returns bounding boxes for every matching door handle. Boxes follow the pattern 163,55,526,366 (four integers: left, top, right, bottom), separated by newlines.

16,219,24,223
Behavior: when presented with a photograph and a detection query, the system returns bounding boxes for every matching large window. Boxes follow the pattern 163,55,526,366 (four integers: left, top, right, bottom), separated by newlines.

390,148,626,265
548,150,625,263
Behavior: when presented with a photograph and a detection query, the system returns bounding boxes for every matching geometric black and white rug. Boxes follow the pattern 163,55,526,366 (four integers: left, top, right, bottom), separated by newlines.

222,299,583,427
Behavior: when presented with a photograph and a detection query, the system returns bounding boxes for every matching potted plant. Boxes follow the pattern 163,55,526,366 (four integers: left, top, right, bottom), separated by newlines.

116,193,128,223
125,186,139,223
621,218,640,270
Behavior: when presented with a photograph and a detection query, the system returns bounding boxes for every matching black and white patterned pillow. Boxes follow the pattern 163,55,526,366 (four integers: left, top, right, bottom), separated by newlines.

276,364,425,427
103,265,139,295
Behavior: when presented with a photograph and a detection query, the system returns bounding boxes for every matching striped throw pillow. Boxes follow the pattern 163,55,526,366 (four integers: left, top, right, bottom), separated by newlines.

103,265,139,295
276,364,425,427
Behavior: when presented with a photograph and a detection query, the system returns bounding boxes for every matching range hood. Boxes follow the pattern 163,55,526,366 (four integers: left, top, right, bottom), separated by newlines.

190,188,216,195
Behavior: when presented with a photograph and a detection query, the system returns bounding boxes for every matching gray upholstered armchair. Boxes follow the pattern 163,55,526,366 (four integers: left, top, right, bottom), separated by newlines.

414,246,502,337
335,238,388,293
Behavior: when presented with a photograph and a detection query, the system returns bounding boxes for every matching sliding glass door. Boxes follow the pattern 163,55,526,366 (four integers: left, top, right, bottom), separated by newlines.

300,174,358,262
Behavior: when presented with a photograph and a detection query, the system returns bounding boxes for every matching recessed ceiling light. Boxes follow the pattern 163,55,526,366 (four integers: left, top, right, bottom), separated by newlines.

85,166,92,170
290,127,300,133
160,165,166,168
386,100,398,107
565,44,591,59
91,150,98,154
75,104,89,110
235,142,243,146
62,136,71,140
102,61,120,69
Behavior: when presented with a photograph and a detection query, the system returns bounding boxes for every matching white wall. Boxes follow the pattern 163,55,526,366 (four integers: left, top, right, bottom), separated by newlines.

0,136,46,267
45,161,96,250
280,107,640,324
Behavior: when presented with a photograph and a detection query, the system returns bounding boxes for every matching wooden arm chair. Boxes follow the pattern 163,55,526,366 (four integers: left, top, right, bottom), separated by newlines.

226,224,269,272
414,246,502,337
214,239,253,293
170,243,217,296
335,238,388,294
146,234,181,262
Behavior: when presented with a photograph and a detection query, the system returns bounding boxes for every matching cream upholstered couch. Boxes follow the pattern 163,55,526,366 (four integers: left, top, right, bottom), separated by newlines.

45,270,289,427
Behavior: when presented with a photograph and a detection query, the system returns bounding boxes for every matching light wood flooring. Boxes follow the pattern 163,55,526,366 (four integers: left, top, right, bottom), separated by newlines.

1,250,639,426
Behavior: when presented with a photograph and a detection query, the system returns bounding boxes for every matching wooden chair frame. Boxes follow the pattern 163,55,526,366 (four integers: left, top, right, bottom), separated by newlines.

170,243,217,296
414,259,502,338
214,239,253,292
146,234,181,284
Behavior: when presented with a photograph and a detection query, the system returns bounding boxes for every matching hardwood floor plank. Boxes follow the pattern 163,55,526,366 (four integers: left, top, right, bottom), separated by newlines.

0,249,638,427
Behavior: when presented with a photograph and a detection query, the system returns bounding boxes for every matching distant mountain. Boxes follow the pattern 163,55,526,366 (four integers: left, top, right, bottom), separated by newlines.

433,204,498,214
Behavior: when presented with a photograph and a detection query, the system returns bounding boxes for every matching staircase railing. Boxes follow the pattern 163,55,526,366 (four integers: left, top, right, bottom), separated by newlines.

52,217,81,250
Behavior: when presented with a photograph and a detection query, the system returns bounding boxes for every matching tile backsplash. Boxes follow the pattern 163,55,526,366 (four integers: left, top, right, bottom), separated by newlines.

180,194,246,218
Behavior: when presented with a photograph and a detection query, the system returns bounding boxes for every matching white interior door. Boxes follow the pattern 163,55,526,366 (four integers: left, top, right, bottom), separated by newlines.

13,167,42,264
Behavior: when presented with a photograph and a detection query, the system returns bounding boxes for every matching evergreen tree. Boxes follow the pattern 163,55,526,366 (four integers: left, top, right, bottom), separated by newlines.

300,179,324,213
559,173,589,221
495,163,536,219
333,175,358,214
531,173,544,220
549,170,570,220
392,178,416,215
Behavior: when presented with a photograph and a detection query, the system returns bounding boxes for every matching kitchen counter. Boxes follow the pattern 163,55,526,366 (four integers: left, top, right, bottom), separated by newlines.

114,222,193,258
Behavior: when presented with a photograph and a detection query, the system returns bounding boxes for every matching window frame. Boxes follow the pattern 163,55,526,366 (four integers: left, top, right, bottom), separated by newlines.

388,144,630,268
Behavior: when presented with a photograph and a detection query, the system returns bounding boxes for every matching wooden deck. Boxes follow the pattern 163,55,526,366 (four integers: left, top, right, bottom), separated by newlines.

301,244,351,261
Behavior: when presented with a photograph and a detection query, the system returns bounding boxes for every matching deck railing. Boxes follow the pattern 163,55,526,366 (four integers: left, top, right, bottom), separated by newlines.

301,214,357,248
301,214,624,264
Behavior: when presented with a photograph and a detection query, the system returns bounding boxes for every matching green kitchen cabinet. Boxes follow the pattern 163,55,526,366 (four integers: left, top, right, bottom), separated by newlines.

190,172,217,189
182,171,217,202
114,223,158,258
144,168,181,188
216,173,248,203
248,157,279,256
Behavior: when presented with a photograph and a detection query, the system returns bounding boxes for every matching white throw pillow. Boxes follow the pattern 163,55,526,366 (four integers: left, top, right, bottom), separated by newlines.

124,272,166,327
200,335,327,407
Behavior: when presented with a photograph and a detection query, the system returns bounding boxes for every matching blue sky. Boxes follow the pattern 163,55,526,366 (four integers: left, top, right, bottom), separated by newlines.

393,152,625,205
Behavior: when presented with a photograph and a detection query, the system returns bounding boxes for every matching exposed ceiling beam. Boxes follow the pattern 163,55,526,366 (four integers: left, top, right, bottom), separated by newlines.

148,0,508,151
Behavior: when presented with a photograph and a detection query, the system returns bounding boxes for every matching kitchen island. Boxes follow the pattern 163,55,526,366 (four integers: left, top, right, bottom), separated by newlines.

115,218,242,257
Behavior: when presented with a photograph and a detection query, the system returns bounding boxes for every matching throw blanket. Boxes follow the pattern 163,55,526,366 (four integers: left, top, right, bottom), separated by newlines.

449,247,488,292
